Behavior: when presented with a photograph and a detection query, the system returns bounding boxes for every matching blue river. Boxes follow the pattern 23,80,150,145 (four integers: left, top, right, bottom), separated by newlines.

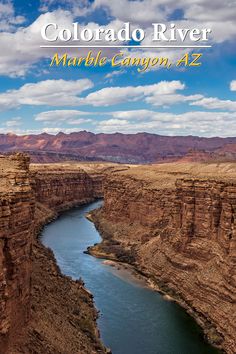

41,200,220,354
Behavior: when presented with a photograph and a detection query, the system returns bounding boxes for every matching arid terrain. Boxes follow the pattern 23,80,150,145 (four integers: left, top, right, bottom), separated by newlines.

0,155,236,354
89,162,236,354
1,131,236,163
0,154,109,354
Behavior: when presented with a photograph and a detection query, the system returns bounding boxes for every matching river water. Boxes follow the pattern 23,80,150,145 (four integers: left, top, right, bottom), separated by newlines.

41,200,220,354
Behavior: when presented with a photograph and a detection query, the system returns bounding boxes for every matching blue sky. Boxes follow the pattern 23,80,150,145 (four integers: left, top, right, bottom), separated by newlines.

0,0,236,137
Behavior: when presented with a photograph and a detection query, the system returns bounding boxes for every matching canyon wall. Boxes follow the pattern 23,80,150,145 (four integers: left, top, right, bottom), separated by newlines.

0,154,34,353
2,131,236,164
2,153,236,354
93,164,236,354
31,168,103,213
0,155,106,354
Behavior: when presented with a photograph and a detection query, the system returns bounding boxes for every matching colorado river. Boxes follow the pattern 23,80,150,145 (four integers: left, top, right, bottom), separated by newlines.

41,200,220,354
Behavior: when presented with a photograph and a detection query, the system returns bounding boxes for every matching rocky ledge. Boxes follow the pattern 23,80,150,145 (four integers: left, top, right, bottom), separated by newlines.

0,154,108,354
1,154,236,354
88,162,236,354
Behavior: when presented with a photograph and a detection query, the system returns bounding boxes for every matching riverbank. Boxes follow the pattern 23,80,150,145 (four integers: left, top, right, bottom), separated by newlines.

93,163,236,354
1,155,235,354
0,154,110,354
9,201,108,354
87,211,223,350
85,164,236,354
41,200,221,354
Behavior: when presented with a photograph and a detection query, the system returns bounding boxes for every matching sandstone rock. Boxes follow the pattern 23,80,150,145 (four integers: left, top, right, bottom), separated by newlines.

0,155,106,354
93,163,236,354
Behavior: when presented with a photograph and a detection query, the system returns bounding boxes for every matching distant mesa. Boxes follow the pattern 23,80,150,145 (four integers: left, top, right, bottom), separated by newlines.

1,131,236,164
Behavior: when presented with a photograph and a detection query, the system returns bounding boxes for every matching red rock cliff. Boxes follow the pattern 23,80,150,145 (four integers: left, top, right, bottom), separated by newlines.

31,170,102,212
94,163,236,354
0,154,34,353
0,156,106,354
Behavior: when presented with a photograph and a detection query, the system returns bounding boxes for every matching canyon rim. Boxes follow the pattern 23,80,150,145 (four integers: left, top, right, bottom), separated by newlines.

0,153,236,353
1,0,236,353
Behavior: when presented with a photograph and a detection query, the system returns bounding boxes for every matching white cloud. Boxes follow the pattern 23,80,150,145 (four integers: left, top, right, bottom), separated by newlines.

105,70,125,79
0,79,93,111
37,127,80,134
0,126,80,135
1,0,235,77
146,93,203,107
84,80,189,106
47,0,236,27
0,0,25,31
230,81,236,91
0,10,74,77
4,117,22,127
0,78,235,114
35,110,92,124
39,0,91,16
105,70,126,83
108,109,157,120
92,0,236,43
3,109,236,137
0,79,197,110
92,0,170,26
0,9,124,77
191,97,236,111
94,110,236,137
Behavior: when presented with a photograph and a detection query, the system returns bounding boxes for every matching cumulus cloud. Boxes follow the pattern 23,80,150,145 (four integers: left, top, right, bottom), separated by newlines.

39,0,236,45
108,109,158,120
94,110,236,137
0,10,73,77
3,109,236,137
0,0,25,31
105,70,126,83
105,70,125,79
84,80,191,106
0,79,93,111
0,127,80,135
4,117,22,127
93,0,166,26
1,0,236,77
39,0,91,16
191,97,236,111
230,81,236,91
1,77,235,114
0,79,201,110
92,0,236,43
35,110,92,124
0,8,125,77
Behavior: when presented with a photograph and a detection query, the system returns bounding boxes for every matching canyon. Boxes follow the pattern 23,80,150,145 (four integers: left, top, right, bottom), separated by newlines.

0,153,236,354
0,154,108,354
89,163,236,354
1,131,236,164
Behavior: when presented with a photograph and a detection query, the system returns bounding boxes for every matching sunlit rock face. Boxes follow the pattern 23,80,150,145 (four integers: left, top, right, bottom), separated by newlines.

0,154,34,352
95,163,236,354
0,155,106,353
1,131,236,163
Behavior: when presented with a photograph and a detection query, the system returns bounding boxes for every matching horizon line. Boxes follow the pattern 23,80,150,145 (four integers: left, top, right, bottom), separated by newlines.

2,131,232,139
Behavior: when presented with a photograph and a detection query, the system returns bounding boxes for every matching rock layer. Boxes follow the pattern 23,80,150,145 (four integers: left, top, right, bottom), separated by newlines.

0,154,34,354
92,163,236,354
2,154,236,354
0,155,106,354
2,131,236,163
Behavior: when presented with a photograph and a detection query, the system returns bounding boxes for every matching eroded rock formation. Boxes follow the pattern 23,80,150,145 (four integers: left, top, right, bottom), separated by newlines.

1,153,236,354
1,131,236,163
91,163,236,354
0,154,34,353
0,154,106,354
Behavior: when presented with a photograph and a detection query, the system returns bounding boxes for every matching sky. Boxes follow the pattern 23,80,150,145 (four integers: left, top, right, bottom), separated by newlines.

0,0,236,137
